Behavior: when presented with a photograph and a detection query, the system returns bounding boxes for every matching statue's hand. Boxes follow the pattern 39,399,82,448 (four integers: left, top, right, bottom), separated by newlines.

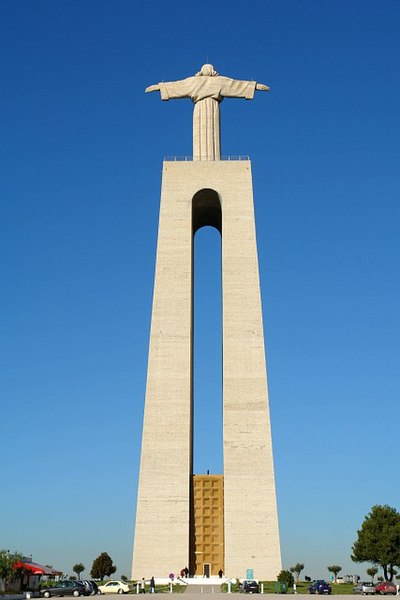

145,84,160,93
256,83,270,91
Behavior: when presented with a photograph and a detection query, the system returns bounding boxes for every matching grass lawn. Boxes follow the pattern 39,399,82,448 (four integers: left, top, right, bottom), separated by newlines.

330,583,358,594
221,581,357,594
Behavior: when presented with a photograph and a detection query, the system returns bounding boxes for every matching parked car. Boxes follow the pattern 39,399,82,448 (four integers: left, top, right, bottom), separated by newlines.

77,582,93,595
77,581,101,595
40,581,90,598
353,582,376,594
308,580,332,595
98,581,130,595
375,582,397,595
90,582,100,595
240,580,259,593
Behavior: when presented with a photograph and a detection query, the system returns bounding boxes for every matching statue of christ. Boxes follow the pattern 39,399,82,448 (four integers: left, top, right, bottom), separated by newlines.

146,64,269,161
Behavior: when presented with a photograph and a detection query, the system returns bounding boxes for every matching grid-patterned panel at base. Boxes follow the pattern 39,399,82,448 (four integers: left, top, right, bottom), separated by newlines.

192,475,224,576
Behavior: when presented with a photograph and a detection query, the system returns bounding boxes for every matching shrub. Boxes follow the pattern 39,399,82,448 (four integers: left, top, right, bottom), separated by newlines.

277,570,294,588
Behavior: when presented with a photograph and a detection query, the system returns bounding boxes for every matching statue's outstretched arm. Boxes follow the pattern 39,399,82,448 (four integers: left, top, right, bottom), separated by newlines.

145,84,161,93
256,83,270,91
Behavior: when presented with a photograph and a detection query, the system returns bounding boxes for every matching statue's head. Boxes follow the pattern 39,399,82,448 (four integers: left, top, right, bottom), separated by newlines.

197,64,218,77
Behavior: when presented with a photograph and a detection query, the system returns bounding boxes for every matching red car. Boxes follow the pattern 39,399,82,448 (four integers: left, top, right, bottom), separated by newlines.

375,582,397,595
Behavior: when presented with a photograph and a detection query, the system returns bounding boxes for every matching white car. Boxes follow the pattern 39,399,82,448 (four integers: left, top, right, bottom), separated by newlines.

98,581,130,595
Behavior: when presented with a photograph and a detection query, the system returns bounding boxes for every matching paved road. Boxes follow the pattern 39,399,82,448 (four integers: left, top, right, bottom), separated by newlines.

125,593,382,597
180,595,392,600
185,585,223,595
4,595,398,600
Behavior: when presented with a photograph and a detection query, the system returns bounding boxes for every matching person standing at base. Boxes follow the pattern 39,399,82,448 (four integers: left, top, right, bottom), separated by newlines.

218,569,223,578
150,577,155,593
141,578,146,594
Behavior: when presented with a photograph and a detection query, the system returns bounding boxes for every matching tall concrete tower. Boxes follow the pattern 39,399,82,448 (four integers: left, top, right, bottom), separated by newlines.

132,65,281,581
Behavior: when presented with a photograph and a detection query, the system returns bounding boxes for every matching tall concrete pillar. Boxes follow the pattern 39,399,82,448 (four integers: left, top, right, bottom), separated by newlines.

132,160,281,580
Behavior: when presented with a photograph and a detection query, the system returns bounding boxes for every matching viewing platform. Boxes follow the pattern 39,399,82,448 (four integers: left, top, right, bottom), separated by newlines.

164,156,250,162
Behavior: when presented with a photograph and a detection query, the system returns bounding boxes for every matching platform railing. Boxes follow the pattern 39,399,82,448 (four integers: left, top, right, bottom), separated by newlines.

164,155,250,162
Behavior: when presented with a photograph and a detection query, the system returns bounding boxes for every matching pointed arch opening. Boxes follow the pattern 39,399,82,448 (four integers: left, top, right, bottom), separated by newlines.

192,189,223,475
191,188,224,576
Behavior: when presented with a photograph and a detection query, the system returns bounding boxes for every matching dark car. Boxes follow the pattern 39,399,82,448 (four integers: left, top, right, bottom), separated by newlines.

77,582,101,596
375,582,397,595
40,581,90,598
89,582,100,595
240,580,260,593
308,580,332,595
353,582,376,594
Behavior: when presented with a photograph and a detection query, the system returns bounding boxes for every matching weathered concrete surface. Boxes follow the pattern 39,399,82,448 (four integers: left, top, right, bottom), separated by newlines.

132,160,281,580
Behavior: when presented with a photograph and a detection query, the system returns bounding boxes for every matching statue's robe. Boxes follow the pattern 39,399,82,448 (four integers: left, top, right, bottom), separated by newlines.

159,76,257,160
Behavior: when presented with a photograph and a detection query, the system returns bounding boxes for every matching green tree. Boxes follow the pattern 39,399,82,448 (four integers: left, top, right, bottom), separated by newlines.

121,576,128,582
290,563,304,582
73,563,85,579
277,570,294,588
327,565,342,582
90,553,116,580
366,567,378,582
351,505,400,582
0,550,25,591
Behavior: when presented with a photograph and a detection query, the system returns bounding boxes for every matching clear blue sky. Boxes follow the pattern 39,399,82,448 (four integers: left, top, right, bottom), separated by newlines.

1,0,399,582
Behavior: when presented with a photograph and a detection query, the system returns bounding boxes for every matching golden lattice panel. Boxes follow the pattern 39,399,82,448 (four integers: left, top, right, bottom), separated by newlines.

192,475,224,576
